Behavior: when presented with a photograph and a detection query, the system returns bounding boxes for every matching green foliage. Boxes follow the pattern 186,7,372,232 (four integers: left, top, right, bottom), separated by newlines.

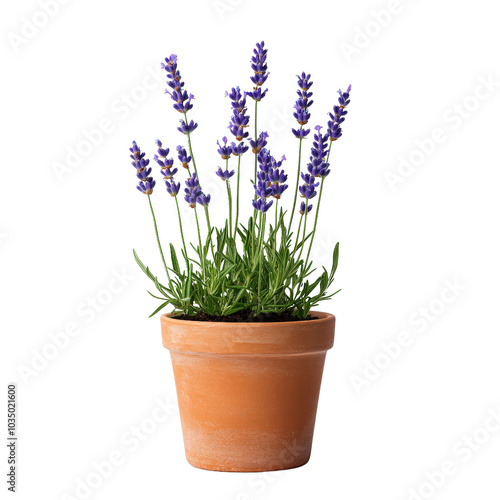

134,208,340,319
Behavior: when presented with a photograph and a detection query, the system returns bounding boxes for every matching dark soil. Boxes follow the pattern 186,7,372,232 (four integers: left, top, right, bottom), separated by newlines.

172,310,318,323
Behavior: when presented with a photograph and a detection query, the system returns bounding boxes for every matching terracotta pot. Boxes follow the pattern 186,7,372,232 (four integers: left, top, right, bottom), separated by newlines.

160,311,335,472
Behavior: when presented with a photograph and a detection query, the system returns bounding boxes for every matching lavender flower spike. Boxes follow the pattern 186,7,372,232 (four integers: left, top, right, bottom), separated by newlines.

306,126,330,178
292,72,313,139
162,54,199,133
184,173,202,208
227,87,250,141
130,141,155,195
327,84,352,142
247,42,269,101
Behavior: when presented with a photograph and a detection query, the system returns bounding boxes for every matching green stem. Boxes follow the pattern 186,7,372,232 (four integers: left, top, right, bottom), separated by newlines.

304,178,324,267
233,155,241,239
194,208,205,277
276,198,279,225
183,111,213,242
294,213,304,250
296,201,309,264
183,112,199,177
253,100,258,196
174,197,188,264
204,208,215,261
257,211,266,313
288,131,304,232
225,158,233,235
147,194,171,282
304,142,333,267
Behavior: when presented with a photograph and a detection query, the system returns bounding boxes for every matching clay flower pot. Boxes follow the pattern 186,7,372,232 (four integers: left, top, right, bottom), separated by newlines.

160,311,335,472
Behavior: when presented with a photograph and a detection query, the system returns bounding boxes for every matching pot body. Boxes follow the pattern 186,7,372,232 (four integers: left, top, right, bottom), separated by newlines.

161,312,335,472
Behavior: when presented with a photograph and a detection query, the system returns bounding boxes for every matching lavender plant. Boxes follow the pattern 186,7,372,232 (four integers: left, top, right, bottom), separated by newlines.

130,42,352,320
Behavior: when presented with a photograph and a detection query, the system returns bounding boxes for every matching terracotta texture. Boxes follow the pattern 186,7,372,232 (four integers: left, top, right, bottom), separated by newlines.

161,311,335,472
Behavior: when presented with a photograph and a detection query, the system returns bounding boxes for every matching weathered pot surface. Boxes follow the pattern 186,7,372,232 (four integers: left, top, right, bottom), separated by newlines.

161,311,335,472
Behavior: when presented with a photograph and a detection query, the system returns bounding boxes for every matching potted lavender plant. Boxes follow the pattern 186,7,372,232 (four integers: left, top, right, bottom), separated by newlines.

130,41,351,472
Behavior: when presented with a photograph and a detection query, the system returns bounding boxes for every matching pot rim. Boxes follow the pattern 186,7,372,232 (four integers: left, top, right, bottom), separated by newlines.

161,310,334,326
161,310,335,355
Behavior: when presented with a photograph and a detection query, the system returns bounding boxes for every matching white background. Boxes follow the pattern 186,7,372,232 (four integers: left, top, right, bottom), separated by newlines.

2,0,500,499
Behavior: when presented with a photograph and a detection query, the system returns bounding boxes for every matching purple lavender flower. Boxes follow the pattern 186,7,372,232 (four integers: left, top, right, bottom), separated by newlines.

292,128,311,139
249,131,269,154
161,166,177,180
327,84,352,142
271,183,288,199
291,72,314,140
307,126,330,178
167,90,195,114
247,42,269,101
225,87,250,155
227,88,250,141
299,201,313,215
177,120,198,134
254,180,272,199
162,55,182,89
136,166,152,181
153,140,177,178
216,167,235,181
256,170,268,183
229,112,250,140
268,168,288,184
177,145,192,169
301,172,320,186
226,87,247,111
298,183,317,200
252,198,273,213
217,137,233,159
155,139,169,158
130,141,146,165
196,194,211,207
246,87,268,102
162,53,199,136
130,141,155,195
231,141,249,156
256,148,273,174
165,180,180,197
137,179,156,195
184,173,202,208
298,171,320,200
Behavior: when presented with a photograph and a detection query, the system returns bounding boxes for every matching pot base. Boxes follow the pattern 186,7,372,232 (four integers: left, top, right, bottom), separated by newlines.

186,456,311,473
